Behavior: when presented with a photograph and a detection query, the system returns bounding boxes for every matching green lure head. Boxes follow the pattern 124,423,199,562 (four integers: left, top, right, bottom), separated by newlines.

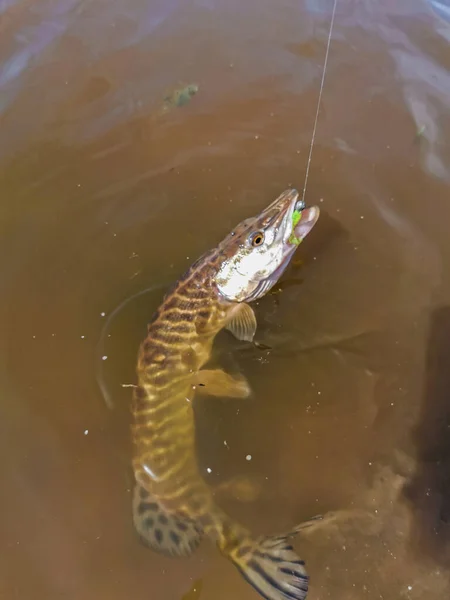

289,209,303,245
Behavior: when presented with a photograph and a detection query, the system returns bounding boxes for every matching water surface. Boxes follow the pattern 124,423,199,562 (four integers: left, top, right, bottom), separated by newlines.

1,1,450,599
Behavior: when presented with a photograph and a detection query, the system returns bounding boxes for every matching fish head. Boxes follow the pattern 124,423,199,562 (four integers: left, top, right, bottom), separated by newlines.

215,189,320,302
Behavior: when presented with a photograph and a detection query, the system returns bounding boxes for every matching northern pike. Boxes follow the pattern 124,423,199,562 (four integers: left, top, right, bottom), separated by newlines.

131,189,321,600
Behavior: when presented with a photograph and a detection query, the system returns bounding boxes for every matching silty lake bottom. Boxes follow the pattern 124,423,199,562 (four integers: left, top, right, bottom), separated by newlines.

1,0,449,599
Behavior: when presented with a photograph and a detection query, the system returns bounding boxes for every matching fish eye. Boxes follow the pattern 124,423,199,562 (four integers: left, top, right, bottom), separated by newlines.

250,231,265,247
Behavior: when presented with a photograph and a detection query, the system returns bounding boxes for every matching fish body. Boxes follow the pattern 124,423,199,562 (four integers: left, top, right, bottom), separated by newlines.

131,189,320,600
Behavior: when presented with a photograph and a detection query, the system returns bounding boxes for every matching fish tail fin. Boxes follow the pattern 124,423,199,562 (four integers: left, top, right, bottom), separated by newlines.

225,515,323,600
132,484,203,558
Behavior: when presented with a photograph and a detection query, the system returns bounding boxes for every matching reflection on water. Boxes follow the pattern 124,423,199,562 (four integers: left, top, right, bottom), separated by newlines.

426,0,450,22
1,0,450,599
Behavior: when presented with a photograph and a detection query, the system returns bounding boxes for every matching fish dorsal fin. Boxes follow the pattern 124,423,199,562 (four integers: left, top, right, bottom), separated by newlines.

225,303,257,342
132,485,203,558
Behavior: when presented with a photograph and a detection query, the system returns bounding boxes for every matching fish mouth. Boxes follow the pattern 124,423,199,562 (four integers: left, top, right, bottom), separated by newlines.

270,197,320,281
275,189,320,246
291,204,320,243
268,189,319,243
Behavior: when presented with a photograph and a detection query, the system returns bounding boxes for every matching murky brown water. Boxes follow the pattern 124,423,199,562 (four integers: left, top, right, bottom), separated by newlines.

1,0,450,598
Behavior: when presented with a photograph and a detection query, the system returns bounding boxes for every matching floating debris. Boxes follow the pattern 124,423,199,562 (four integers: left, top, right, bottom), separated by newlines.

181,579,203,600
156,83,199,118
253,340,272,351
414,124,426,144
165,83,199,108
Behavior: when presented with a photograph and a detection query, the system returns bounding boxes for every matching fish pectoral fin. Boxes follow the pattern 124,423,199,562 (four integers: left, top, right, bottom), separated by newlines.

132,485,203,558
225,303,257,342
192,369,251,398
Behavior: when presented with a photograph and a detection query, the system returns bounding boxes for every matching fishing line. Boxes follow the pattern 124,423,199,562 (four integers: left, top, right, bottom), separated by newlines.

301,0,338,202
97,2,338,409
